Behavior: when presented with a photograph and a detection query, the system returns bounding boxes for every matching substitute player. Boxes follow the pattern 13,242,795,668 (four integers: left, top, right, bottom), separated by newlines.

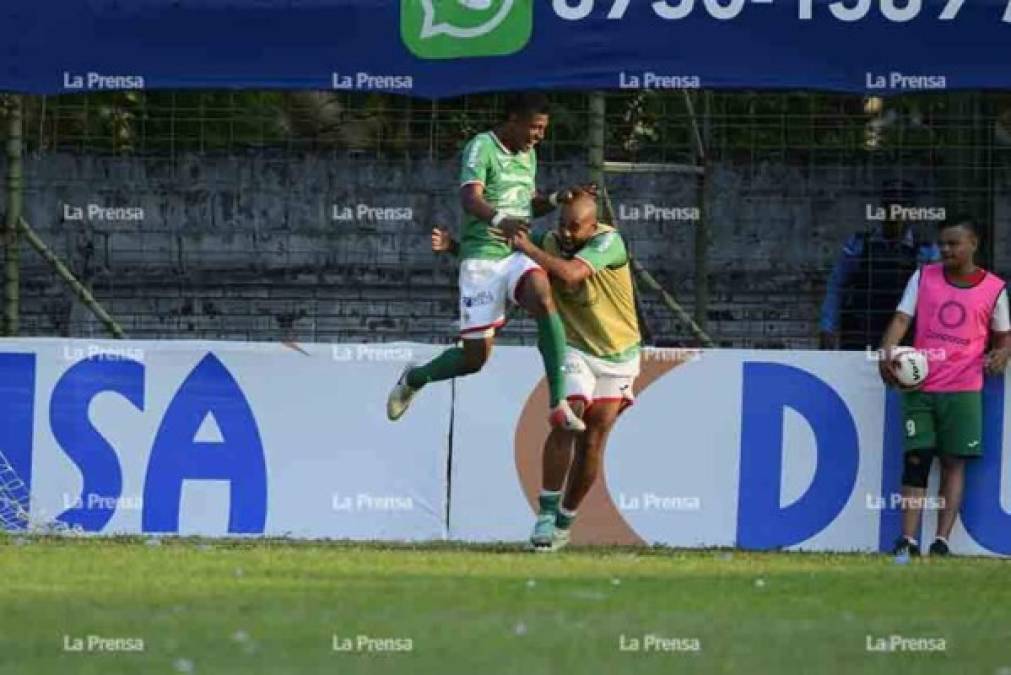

432,189,641,551
879,218,1011,557
387,92,585,432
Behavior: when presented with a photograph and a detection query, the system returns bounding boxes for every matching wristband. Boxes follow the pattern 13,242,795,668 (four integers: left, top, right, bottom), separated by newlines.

490,211,506,227
548,191,560,208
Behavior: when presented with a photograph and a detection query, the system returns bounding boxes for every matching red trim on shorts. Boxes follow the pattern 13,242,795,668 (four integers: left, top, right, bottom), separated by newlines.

566,394,591,406
511,267,546,304
592,396,635,416
459,318,506,336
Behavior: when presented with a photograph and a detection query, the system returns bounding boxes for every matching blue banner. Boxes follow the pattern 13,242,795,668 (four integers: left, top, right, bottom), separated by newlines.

2,1,1009,96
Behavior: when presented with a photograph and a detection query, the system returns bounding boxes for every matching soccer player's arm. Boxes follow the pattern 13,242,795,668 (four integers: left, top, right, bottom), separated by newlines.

985,289,1011,374
878,270,919,386
516,230,625,290
513,230,590,289
459,137,525,238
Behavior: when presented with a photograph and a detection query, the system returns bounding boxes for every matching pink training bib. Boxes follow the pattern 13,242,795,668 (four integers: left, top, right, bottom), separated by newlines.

913,263,1006,392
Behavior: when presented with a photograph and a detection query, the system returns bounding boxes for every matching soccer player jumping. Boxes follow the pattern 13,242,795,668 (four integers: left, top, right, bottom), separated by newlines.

387,92,585,432
879,218,1011,557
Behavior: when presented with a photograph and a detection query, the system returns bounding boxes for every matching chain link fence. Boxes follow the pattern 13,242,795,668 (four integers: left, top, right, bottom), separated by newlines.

1,90,1009,347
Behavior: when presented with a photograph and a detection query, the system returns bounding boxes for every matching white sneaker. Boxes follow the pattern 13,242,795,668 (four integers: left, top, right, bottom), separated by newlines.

387,362,420,421
549,399,586,433
550,527,571,552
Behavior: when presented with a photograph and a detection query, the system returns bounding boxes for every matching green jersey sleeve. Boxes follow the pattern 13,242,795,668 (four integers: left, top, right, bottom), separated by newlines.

460,135,492,187
575,230,628,272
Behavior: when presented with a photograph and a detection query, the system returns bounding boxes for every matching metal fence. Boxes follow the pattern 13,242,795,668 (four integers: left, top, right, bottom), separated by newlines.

1,90,1009,348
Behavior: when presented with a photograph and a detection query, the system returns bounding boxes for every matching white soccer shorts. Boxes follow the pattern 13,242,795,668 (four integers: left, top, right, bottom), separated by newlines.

563,347,641,412
458,253,543,339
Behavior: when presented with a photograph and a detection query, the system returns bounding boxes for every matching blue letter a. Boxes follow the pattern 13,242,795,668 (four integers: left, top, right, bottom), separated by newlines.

143,354,266,533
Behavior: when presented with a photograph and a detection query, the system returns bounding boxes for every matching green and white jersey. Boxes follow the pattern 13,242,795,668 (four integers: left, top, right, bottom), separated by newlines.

459,131,536,261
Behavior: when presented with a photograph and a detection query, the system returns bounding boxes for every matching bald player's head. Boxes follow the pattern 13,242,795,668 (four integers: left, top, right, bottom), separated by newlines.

556,190,599,252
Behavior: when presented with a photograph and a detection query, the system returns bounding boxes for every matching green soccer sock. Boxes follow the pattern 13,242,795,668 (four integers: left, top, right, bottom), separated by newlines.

555,506,577,531
536,312,567,407
538,490,562,517
405,347,469,389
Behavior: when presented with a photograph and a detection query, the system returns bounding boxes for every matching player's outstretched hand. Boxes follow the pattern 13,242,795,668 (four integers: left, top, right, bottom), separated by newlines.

431,227,453,254
985,348,1011,375
497,217,530,239
878,348,901,388
511,229,534,254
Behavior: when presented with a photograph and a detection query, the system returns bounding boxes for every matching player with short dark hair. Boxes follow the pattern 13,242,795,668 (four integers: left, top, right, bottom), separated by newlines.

879,217,1011,557
387,92,586,432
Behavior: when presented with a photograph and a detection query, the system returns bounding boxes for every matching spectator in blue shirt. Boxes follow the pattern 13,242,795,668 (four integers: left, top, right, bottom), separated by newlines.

819,186,941,350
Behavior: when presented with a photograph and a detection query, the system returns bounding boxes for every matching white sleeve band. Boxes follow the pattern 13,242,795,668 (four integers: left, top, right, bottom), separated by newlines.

548,192,559,208
992,289,1011,331
896,270,920,317
490,211,506,227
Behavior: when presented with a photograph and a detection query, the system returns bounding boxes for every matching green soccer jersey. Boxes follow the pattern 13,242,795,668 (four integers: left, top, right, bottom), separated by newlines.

458,131,536,261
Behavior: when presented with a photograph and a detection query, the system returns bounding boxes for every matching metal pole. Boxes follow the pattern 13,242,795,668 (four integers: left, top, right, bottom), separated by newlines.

588,92,605,202
684,91,709,333
18,217,127,339
4,95,24,336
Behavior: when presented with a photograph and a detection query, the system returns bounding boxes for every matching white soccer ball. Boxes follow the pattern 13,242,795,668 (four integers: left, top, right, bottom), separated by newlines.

891,347,928,389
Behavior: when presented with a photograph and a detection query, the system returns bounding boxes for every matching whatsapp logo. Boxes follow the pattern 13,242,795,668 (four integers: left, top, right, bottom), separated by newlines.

401,0,533,60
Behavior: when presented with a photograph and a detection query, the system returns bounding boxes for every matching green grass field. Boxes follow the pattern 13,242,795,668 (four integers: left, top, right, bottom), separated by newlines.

1,537,1009,675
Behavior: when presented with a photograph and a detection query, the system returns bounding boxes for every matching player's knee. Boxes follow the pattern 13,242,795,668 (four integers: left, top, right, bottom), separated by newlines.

940,455,964,474
523,274,553,314
581,426,608,452
461,350,487,374
902,451,931,489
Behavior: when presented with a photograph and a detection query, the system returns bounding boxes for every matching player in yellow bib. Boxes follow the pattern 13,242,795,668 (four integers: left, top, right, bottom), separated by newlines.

432,189,641,551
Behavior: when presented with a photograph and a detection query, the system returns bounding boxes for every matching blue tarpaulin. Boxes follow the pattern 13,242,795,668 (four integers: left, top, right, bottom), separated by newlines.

2,1,1009,96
